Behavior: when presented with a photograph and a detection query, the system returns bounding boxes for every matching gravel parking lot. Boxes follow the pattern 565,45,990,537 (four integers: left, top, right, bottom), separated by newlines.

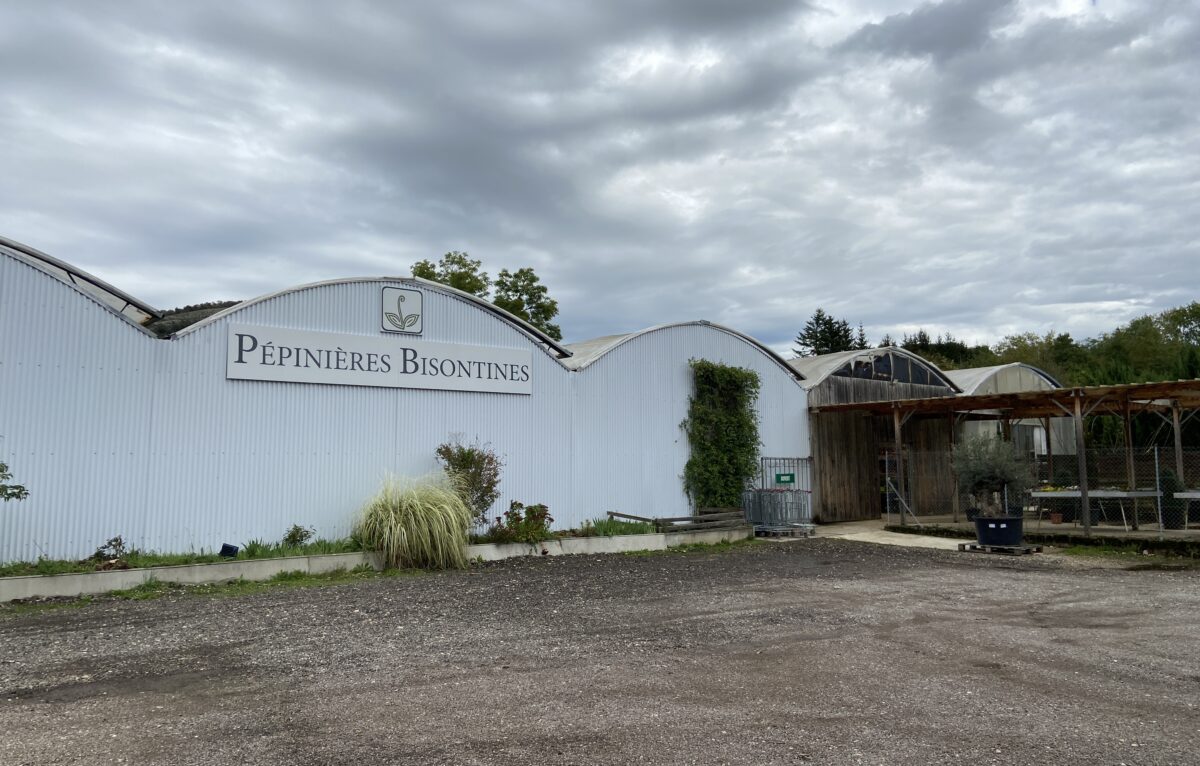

3,539,1199,765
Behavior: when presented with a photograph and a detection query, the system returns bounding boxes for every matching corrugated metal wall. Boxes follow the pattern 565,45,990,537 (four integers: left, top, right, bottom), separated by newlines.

570,325,809,521
0,252,807,562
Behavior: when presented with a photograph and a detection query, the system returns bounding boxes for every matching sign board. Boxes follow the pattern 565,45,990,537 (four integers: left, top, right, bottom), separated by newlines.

380,287,423,334
774,472,796,485
226,324,532,395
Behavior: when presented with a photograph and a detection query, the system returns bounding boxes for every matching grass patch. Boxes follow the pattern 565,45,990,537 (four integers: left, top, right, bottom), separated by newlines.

623,537,760,557
576,517,657,537
1059,544,1200,570
0,564,421,617
885,524,1200,559
0,537,363,579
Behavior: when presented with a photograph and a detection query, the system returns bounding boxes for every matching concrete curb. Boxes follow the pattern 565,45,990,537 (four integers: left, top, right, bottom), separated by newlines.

0,526,753,603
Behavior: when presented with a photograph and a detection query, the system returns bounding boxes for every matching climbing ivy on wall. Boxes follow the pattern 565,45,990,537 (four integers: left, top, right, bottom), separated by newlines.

681,359,761,509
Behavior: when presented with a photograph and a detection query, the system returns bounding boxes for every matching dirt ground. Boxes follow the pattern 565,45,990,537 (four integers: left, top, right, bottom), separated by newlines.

2,539,1199,765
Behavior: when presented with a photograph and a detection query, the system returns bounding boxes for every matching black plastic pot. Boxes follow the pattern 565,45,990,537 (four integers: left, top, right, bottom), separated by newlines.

974,516,1023,547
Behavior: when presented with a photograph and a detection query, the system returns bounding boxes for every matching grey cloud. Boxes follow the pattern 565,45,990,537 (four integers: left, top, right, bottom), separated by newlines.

0,1,1196,354
840,0,1015,62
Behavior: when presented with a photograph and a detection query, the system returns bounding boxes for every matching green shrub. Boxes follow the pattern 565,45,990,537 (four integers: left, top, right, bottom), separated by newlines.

952,435,1034,515
479,501,554,545
355,477,473,570
282,524,315,548
681,359,761,509
435,438,504,525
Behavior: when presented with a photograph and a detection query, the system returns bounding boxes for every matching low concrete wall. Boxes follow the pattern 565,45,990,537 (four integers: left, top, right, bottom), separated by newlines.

468,525,751,561
0,526,753,603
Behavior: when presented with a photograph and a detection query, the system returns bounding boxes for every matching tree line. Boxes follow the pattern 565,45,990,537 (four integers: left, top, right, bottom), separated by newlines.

793,303,1200,387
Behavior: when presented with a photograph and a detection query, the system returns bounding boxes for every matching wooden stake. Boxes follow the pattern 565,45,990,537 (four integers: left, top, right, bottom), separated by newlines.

894,407,905,527
1074,391,1091,536
1122,398,1138,530
1172,401,1186,483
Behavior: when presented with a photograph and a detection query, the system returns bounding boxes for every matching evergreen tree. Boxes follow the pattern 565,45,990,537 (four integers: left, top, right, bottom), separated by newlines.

854,324,869,350
793,308,856,357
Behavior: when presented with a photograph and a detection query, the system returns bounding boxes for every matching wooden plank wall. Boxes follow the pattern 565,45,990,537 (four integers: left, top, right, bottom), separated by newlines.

811,411,879,522
809,377,956,522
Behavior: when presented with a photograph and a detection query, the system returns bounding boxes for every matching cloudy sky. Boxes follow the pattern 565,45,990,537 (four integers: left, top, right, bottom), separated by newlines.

2,0,1196,351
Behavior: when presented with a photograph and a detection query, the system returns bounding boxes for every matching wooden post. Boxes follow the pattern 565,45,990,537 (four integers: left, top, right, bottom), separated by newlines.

1074,391,1091,536
949,411,959,523
894,407,905,527
1122,398,1138,530
1043,416,1054,481
1172,401,1186,483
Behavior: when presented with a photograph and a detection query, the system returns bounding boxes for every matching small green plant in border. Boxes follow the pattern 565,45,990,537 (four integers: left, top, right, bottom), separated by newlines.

681,359,761,509
476,501,554,545
577,517,655,537
282,524,315,548
0,536,363,578
355,476,473,570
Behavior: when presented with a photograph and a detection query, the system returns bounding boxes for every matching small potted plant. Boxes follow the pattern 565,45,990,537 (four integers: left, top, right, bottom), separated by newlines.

953,436,1034,546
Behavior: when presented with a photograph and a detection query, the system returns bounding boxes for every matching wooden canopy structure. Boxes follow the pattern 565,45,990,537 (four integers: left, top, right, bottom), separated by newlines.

809,379,1200,534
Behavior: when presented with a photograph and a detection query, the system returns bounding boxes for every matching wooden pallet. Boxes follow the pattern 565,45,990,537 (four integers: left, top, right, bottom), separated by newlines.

957,543,1043,556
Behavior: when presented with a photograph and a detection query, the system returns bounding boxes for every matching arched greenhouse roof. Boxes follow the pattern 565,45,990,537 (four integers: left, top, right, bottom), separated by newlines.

172,275,574,359
945,363,1062,396
0,234,160,325
788,347,960,391
563,321,805,383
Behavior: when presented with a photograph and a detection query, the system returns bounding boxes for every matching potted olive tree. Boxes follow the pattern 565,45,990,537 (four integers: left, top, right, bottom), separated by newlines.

952,435,1034,546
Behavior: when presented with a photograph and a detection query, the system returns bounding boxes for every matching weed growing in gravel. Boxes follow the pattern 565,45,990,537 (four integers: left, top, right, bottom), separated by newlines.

108,577,171,600
1060,545,1200,570
623,538,760,557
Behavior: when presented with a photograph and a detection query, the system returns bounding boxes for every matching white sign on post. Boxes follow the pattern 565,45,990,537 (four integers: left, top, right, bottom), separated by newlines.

226,324,533,395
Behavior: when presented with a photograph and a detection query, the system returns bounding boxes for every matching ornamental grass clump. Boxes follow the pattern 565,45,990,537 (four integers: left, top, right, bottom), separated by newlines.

355,476,473,570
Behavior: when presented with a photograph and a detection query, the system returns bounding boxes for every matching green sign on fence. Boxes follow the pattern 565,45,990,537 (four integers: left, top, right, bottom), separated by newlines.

775,472,795,485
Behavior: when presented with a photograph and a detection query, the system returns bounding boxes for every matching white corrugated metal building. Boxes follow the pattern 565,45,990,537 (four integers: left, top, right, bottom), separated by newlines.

0,238,809,562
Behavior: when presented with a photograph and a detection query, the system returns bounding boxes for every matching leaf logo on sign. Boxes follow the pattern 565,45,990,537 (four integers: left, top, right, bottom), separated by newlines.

385,293,420,331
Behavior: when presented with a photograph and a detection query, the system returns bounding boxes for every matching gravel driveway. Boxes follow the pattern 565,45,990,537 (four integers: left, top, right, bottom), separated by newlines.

2,539,1199,765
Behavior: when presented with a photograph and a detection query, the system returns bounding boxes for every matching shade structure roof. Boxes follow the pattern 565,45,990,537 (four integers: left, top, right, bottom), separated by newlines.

808,379,1200,420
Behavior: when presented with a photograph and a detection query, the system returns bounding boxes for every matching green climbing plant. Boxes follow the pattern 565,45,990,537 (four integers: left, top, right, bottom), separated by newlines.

1,460,29,502
681,359,761,509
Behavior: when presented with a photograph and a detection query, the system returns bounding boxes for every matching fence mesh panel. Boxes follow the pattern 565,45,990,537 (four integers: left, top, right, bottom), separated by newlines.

883,447,1200,532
